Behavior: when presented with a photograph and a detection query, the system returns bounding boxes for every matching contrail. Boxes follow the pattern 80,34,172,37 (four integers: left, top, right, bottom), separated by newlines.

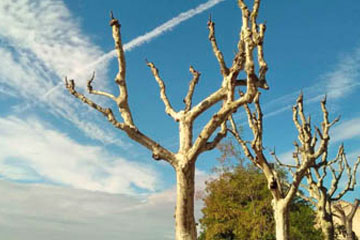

80,0,226,73
44,0,225,99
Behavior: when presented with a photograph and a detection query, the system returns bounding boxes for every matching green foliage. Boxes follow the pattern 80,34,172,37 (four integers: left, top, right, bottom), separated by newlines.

288,199,322,240
198,165,322,240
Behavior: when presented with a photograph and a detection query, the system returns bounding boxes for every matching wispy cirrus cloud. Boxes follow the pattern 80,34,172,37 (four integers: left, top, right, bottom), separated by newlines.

0,0,123,145
331,117,360,143
0,0,225,146
324,47,360,99
259,46,360,120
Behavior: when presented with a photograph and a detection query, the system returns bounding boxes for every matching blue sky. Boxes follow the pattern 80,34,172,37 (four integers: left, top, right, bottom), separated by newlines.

0,0,359,239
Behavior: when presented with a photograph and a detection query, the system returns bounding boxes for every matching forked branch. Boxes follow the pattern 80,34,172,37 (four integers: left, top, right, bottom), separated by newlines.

87,72,117,101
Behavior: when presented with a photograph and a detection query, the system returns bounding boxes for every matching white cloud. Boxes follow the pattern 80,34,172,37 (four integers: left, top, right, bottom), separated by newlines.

324,48,360,99
0,0,123,145
0,181,174,240
0,167,212,239
261,47,360,120
331,117,360,143
0,0,107,82
0,116,158,194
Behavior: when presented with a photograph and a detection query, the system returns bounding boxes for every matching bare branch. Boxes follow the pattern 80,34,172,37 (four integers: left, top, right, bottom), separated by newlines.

292,141,301,166
235,78,269,89
312,96,339,159
271,149,297,169
332,154,360,201
66,78,120,125
256,23,268,83
250,0,260,40
296,189,317,205
317,162,328,187
110,15,134,126
328,145,346,197
228,115,257,165
202,121,227,153
349,199,360,220
146,61,179,121
184,66,201,112
207,15,229,76
333,199,360,225
87,71,117,101
188,88,226,121
65,78,176,164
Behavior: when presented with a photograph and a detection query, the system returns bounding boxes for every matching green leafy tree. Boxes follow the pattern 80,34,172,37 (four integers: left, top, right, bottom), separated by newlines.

198,163,322,240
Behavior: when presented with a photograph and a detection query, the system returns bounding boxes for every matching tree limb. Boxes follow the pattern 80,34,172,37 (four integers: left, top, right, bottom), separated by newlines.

110,16,134,127
207,15,229,76
87,71,117,101
65,78,176,164
184,66,201,112
146,61,179,121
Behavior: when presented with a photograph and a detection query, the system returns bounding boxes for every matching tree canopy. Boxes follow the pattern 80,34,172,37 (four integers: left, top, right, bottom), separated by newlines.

198,163,322,240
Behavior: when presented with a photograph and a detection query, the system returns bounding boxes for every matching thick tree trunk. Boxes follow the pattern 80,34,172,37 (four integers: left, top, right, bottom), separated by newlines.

273,201,290,240
318,212,334,240
175,161,197,240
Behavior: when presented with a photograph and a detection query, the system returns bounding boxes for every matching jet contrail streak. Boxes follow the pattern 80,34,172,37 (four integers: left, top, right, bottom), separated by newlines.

81,0,225,72
44,0,225,98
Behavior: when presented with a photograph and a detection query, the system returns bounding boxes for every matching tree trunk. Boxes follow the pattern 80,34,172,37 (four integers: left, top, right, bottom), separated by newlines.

273,200,290,240
318,212,334,240
345,220,354,240
175,161,197,240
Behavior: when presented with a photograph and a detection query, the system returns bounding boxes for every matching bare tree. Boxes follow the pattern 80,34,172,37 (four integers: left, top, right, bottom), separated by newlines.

296,144,360,240
334,199,360,240
64,1,268,239
228,93,339,240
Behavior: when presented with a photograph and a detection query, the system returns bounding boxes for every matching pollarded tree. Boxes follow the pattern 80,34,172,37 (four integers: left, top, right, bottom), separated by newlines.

64,1,269,239
296,144,360,240
333,199,360,240
228,93,339,240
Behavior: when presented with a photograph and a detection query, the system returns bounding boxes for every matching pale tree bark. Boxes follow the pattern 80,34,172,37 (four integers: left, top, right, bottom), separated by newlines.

296,144,360,240
333,199,360,240
229,93,340,240
64,1,269,239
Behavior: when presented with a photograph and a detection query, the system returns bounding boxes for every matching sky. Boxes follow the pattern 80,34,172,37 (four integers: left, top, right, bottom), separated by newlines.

0,0,360,239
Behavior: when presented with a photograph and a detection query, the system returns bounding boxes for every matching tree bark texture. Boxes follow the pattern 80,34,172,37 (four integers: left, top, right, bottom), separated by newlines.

273,201,290,240
175,161,196,240
345,220,354,240
318,212,335,240
334,199,360,240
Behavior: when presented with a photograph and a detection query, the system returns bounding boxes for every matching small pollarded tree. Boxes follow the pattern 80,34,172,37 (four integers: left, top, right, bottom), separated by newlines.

296,144,360,240
334,199,360,240
64,1,268,239
228,93,339,240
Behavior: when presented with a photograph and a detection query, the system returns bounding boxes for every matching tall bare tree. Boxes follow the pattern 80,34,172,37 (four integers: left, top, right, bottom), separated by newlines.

334,199,360,240
297,144,360,240
64,1,268,239
228,93,339,240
